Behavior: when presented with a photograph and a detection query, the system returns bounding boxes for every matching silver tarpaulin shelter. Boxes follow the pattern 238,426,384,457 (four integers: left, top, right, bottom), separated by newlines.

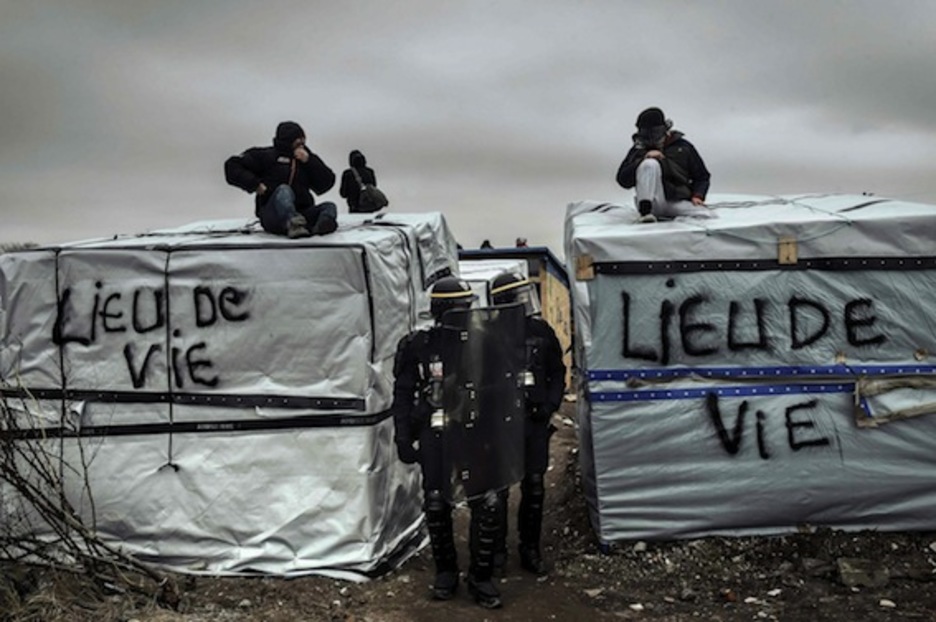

565,194,936,544
0,213,459,578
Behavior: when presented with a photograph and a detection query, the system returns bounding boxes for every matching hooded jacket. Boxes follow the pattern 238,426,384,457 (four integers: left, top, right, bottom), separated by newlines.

224,121,335,216
339,150,378,212
616,130,711,202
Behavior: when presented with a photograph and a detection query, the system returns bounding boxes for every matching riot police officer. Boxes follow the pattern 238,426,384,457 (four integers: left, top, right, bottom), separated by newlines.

490,272,566,575
390,276,505,609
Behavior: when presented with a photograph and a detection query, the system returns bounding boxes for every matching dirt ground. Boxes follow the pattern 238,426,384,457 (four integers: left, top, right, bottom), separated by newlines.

3,401,936,621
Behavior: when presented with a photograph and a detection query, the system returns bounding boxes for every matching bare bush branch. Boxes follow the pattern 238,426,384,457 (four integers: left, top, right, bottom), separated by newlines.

1,386,178,611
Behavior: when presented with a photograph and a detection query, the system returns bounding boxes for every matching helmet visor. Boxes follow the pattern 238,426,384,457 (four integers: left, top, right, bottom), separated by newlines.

514,282,541,317
491,277,540,317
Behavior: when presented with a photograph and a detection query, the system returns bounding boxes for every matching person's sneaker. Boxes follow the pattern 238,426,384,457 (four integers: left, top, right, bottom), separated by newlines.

311,213,338,236
286,214,311,239
430,570,459,601
466,575,502,609
635,200,657,223
519,547,548,576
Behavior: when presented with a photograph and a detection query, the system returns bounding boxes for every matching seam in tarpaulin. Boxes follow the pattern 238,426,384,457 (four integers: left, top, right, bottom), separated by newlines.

589,364,936,382
679,195,856,243
589,382,855,403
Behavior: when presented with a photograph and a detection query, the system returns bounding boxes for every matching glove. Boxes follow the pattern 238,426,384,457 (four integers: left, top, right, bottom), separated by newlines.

396,440,419,465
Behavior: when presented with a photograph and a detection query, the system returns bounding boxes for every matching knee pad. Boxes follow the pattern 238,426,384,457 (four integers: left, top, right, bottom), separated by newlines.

424,489,450,515
469,490,502,525
483,491,503,529
483,490,503,513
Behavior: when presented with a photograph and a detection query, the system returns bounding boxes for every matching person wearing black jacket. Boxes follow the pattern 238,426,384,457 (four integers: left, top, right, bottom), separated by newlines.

616,107,715,222
490,273,566,576
224,121,338,238
338,150,379,213
391,277,506,609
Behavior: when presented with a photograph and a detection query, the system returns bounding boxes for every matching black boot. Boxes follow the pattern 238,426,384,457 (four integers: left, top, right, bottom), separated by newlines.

492,489,509,578
468,491,505,609
492,551,508,579
467,573,502,609
518,473,548,575
425,490,459,600
519,545,547,576
431,570,459,600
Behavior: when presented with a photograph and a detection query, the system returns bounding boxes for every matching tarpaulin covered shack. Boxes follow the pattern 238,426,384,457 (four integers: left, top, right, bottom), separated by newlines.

565,194,936,544
460,247,573,389
0,213,458,577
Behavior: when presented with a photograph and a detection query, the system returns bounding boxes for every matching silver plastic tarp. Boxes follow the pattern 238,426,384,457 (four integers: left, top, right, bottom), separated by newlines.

565,194,936,543
0,213,459,578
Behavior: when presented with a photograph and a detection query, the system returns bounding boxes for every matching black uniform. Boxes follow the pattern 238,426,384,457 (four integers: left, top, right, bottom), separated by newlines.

224,121,335,231
496,314,565,573
390,325,504,605
338,150,378,213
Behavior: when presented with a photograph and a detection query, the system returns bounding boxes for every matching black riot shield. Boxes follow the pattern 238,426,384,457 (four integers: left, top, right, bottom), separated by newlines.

439,303,526,502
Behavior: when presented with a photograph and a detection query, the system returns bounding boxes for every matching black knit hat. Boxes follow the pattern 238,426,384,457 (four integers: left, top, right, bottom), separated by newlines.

275,121,305,143
636,107,666,129
273,121,305,153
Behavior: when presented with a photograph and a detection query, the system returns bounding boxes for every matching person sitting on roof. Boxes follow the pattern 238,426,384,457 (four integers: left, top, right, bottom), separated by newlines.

224,121,338,238
615,107,716,223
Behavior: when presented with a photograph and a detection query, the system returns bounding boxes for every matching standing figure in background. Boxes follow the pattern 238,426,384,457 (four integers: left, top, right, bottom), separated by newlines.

225,121,338,238
390,277,506,609
340,150,378,212
490,272,565,576
616,107,715,223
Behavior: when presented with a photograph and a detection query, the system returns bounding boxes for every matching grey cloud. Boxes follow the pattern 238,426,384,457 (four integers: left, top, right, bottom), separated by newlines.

2,1,935,250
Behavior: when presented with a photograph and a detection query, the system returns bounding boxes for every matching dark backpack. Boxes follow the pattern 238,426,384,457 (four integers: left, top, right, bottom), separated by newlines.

351,168,389,213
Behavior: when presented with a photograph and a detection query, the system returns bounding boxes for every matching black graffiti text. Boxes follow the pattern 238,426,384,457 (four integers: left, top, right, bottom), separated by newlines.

621,284,887,365
706,392,831,459
53,281,250,389
193,285,250,327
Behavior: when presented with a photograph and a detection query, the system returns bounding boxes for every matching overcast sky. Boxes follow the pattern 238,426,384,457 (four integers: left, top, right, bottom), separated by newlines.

3,1,936,255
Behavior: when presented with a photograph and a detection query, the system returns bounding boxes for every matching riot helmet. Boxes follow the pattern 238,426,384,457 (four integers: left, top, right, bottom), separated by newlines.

490,272,541,317
429,276,476,321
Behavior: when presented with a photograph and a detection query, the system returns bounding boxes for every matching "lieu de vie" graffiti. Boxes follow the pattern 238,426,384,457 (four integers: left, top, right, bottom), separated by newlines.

53,281,250,390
